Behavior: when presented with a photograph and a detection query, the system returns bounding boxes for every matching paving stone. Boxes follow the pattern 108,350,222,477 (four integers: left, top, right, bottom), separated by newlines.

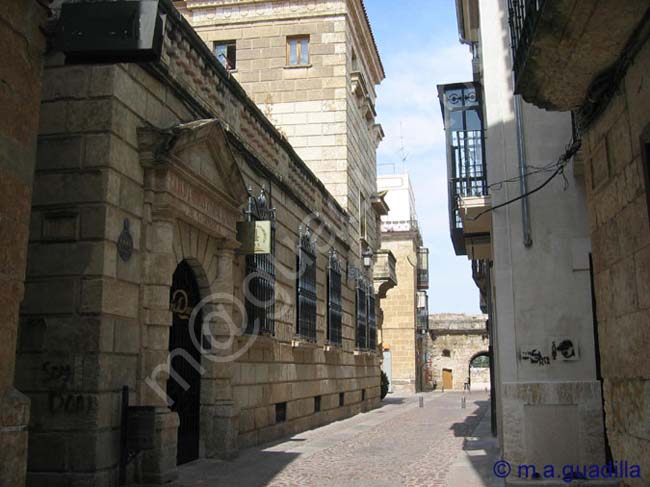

173,391,500,487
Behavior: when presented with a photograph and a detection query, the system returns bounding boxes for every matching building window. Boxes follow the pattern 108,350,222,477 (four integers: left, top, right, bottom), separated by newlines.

355,280,368,349
214,40,236,70
367,289,376,350
339,392,345,407
275,402,287,423
442,349,451,358
361,389,366,401
296,226,317,341
314,395,322,413
287,35,309,66
359,193,367,240
244,187,276,335
327,250,343,346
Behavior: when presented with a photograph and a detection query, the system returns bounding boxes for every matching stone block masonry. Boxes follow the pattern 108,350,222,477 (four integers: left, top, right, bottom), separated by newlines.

0,2,48,486
426,314,489,391
15,1,383,485
580,32,650,487
177,0,385,263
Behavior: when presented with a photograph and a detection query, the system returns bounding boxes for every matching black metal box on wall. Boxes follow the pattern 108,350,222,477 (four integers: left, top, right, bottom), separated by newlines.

59,1,164,64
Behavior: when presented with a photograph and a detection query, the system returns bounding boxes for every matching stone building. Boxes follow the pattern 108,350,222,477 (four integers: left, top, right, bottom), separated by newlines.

1,0,394,485
174,0,386,265
425,314,489,392
376,173,429,394
440,0,608,477
0,2,49,485
504,0,650,483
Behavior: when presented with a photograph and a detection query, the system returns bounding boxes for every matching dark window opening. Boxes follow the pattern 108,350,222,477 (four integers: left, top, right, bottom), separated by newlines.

327,250,343,346
367,291,376,350
314,395,321,413
641,127,650,224
442,349,451,358
296,227,317,341
361,389,366,401
215,40,236,70
355,281,367,349
339,392,345,407
275,402,287,423
244,187,276,336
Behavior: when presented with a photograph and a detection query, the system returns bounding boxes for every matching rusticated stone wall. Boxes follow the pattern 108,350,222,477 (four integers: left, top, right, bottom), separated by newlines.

581,32,650,487
0,2,48,486
425,314,488,391
175,0,385,262
16,1,381,485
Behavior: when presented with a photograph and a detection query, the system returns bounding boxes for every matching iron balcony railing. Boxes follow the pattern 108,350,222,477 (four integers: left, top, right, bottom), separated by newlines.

508,0,545,78
416,291,429,331
417,247,429,290
437,82,488,255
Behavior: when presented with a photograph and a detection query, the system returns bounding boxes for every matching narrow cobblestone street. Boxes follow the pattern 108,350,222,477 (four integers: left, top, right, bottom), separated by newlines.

174,391,502,487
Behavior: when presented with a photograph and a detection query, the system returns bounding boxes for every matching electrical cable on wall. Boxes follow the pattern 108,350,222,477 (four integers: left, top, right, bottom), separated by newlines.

466,138,582,222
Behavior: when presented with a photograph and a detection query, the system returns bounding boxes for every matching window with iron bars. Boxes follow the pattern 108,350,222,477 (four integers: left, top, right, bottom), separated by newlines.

367,290,377,350
244,187,276,335
356,280,368,350
296,227,317,341
327,250,343,346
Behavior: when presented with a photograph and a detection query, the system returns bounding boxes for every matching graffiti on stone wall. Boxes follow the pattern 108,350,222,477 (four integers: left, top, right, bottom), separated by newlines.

520,337,579,366
48,392,98,414
519,346,550,366
41,358,96,414
550,337,579,361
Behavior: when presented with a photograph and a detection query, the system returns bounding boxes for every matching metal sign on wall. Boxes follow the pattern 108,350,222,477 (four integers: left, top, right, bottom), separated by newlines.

59,0,164,64
236,220,272,254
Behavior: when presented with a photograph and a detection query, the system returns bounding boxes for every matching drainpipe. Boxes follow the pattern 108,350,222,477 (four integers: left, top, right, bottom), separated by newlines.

514,94,533,247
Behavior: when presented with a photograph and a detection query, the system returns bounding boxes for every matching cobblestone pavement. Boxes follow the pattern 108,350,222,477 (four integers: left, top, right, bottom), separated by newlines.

175,391,503,487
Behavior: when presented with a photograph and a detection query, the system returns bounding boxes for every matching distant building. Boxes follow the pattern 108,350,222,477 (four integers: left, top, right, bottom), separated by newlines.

377,173,429,393
426,314,489,391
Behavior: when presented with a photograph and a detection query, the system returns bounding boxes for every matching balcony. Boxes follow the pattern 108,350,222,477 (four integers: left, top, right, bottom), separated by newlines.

508,0,649,112
373,249,397,299
417,247,429,290
417,291,429,331
437,82,490,257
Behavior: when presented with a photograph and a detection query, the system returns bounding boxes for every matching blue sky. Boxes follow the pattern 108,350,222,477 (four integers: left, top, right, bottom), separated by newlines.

364,0,482,314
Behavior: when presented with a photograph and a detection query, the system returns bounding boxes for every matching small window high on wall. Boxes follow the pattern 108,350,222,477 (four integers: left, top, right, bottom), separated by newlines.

215,40,236,70
287,35,309,66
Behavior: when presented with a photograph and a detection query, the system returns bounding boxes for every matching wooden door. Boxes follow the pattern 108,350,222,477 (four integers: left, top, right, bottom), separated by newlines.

442,368,453,390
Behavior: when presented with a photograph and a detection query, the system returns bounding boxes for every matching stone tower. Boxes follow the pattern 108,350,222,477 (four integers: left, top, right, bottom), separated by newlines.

174,0,385,261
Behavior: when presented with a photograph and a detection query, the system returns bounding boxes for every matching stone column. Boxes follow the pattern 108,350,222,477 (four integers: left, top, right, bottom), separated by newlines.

138,218,180,483
201,245,239,459
0,3,47,486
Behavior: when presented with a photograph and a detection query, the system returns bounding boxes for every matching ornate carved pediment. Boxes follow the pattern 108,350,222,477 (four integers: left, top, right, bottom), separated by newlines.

138,119,249,207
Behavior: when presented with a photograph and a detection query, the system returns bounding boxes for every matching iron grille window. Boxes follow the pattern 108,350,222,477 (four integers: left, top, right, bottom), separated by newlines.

355,280,368,350
244,187,276,336
296,227,317,341
367,289,376,350
327,250,343,346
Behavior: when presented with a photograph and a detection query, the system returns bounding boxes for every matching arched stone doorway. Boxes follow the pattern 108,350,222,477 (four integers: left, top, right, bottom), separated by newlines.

468,351,490,391
168,260,203,465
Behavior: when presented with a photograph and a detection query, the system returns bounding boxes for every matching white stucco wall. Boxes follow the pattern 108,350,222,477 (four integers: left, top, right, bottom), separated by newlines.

479,0,606,472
